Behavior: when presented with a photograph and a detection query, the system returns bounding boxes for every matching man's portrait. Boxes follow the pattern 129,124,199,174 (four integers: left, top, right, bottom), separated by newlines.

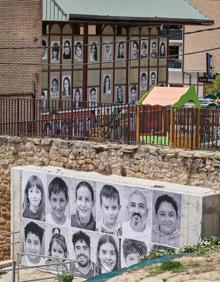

89,88,97,105
71,230,95,279
131,40,139,59
151,191,182,248
151,40,158,59
129,84,137,105
160,41,166,58
116,86,124,104
150,71,157,86
122,188,152,241
74,41,83,62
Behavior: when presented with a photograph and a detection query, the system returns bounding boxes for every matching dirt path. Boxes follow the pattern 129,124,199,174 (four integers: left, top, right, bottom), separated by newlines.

109,251,220,282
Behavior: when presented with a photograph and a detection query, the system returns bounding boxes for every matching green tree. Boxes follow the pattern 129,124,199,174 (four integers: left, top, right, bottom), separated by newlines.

205,74,220,94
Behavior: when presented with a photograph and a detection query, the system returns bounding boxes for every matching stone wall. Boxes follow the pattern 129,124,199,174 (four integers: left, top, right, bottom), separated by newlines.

0,136,220,259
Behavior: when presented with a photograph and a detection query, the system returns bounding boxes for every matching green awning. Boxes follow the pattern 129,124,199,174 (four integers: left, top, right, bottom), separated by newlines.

43,0,213,24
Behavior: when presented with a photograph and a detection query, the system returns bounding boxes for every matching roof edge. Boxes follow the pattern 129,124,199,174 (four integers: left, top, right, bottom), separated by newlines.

68,14,214,25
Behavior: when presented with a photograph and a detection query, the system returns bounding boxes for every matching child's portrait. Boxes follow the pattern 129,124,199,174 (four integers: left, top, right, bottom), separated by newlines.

22,172,46,222
122,238,148,267
21,220,45,266
95,234,119,274
71,180,96,231
96,184,123,236
46,176,70,226
45,226,69,273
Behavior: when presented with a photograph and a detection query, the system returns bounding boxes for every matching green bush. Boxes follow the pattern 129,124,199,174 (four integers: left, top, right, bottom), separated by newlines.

159,260,183,272
58,271,74,282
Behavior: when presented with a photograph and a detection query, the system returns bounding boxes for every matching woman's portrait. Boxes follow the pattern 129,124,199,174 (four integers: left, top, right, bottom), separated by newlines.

152,192,182,248
117,41,125,59
62,76,71,97
89,88,97,104
116,86,124,104
63,39,71,60
140,72,148,91
103,42,112,61
51,42,60,62
22,174,45,221
74,41,83,62
141,40,148,58
96,235,119,274
160,42,166,58
73,88,82,108
90,42,98,63
131,40,139,59
50,77,59,98
42,39,47,60
103,75,111,95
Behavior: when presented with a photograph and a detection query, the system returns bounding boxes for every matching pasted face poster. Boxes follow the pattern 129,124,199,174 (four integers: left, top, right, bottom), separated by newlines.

20,169,187,278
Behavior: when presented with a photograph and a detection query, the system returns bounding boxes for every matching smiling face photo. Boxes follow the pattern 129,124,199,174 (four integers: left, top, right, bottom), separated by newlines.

152,191,181,248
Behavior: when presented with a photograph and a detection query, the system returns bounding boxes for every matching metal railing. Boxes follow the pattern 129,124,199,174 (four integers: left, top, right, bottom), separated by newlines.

0,97,220,150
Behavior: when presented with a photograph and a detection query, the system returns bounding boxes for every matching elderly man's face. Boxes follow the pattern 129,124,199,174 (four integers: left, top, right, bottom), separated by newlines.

127,192,148,232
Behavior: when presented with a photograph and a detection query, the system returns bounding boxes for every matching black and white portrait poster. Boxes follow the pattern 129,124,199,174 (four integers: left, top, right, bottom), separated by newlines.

150,71,157,86
96,182,123,237
63,39,72,60
45,175,71,227
51,41,60,62
89,41,98,63
116,40,126,59
121,238,149,268
70,179,96,231
150,40,158,59
74,41,83,62
115,85,124,104
62,75,71,97
50,76,59,98
140,72,148,91
21,218,45,267
73,88,82,108
22,170,47,222
70,228,96,279
159,41,166,58
88,87,98,104
103,74,111,95
129,84,138,105
95,234,120,275
42,39,48,60
45,224,70,273
103,42,112,62
131,40,139,60
122,186,152,243
151,191,182,248
140,39,148,58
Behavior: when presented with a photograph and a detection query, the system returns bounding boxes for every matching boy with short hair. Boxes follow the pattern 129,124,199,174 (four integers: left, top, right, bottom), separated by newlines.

22,221,45,266
96,184,122,236
46,177,70,226
123,239,148,267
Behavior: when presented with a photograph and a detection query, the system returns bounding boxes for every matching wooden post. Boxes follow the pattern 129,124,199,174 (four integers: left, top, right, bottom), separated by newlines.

136,105,140,145
169,109,174,147
195,108,200,149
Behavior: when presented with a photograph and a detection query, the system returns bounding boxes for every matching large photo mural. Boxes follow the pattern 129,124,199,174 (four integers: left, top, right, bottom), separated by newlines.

19,168,196,279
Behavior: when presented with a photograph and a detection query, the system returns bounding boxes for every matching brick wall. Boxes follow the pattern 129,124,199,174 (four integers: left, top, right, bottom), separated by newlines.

184,0,220,73
0,0,42,97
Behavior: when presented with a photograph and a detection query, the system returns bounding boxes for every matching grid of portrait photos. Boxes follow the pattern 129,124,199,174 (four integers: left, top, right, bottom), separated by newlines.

20,170,182,279
42,26,167,104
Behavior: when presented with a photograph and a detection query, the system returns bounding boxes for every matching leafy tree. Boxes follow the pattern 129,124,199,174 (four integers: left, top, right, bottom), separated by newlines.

205,74,220,94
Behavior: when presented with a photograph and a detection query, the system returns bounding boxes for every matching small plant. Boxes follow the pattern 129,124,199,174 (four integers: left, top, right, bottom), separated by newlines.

159,260,183,272
11,147,19,157
58,271,74,282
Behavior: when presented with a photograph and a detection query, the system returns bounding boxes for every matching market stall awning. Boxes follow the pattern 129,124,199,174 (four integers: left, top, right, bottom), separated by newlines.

43,0,213,24
138,86,201,110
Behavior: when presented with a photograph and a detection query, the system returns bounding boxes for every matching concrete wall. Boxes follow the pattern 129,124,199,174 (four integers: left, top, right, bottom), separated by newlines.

1,136,220,259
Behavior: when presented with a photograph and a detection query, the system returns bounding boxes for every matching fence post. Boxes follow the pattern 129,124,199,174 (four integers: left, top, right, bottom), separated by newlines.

195,108,200,149
169,109,174,147
136,105,140,145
